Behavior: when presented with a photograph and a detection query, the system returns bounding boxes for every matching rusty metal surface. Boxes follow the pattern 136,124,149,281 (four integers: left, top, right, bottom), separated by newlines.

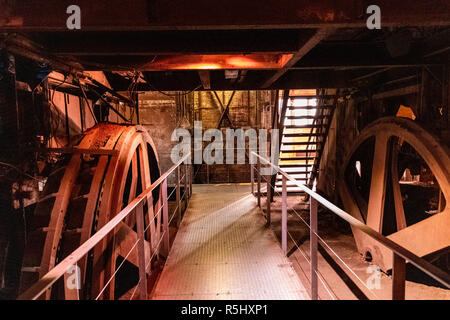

339,117,450,271
3,1,450,30
19,124,162,300
152,184,309,300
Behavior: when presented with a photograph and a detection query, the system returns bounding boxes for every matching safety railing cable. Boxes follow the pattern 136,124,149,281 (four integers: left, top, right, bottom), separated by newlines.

250,151,450,300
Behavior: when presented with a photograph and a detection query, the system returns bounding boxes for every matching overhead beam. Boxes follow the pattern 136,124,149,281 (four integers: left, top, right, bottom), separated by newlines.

41,30,304,55
372,85,419,100
292,46,443,70
261,28,334,88
2,0,450,30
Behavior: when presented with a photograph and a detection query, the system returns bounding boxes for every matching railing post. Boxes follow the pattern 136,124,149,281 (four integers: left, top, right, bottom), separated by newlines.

184,163,188,206
176,165,181,227
392,253,406,300
266,168,271,227
161,179,170,257
310,198,318,300
135,203,148,300
257,156,261,208
189,164,193,198
250,153,254,195
281,175,287,256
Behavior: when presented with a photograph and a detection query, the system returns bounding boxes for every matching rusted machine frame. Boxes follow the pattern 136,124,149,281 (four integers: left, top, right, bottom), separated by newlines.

251,150,450,300
19,124,166,300
339,117,450,271
18,151,190,300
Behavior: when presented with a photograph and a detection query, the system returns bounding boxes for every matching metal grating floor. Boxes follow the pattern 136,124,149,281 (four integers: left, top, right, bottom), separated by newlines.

152,184,309,300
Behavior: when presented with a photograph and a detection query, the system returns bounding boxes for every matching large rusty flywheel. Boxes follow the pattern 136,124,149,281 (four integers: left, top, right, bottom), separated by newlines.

20,124,162,299
339,117,450,271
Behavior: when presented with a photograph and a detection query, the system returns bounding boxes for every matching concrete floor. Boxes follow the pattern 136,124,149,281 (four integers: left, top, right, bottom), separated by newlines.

152,184,309,300
260,194,450,300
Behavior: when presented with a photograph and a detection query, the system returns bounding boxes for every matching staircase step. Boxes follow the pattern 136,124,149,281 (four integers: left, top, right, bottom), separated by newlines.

285,115,331,120
276,172,309,177
288,105,333,110
276,178,308,183
284,124,327,129
279,157,316,161
279,164,314,168
280,149,318,154
290,95,335,99
277,172,309,176
274,187,306,193
282,168,311,175
275,182,307,187
281,141,320,146
283,133,324,138
280,151,317,156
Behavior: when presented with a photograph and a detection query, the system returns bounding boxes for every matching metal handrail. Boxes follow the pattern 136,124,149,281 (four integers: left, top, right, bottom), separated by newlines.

250,151,450,297
18,153,191,300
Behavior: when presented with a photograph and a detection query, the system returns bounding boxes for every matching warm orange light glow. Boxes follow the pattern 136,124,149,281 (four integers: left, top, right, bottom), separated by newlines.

139,53,294,70
179,63,222,70
226,56,262,68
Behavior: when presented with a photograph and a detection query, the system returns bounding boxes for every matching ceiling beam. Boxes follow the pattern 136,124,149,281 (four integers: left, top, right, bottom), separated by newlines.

261,28,334,88
42,30,304,56
2,0,450,31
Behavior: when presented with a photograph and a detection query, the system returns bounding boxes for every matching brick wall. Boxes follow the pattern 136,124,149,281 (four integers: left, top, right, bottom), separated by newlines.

138,90,275,184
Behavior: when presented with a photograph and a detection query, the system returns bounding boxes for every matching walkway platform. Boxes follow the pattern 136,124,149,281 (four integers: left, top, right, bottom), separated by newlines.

152,184,309,300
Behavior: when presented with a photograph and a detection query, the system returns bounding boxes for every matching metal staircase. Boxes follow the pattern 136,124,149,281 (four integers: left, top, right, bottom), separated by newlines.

274,89,337,194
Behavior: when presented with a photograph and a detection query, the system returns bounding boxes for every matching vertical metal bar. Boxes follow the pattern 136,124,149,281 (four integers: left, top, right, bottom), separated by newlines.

79,97,84,132
257,157,261,208
310,198,318,300
161,179,170,257
189,164,193,198
184,163,188,206
135,203,148,299
281,175,287,255
176,166,181,226
64,94,71,143
266,170,271,227
250,154,254,195
392,253,406,300
135,92,140,124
